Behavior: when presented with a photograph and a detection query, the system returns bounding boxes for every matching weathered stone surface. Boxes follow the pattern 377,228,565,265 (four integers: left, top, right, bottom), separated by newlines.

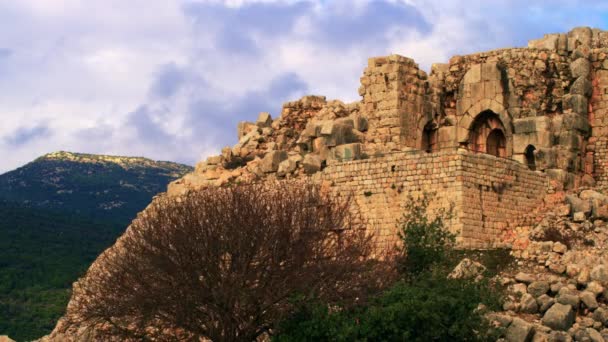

593,307,608,325
542,303,575,331
277,159,297,177
537,294,555,313
448,258,486,279
528,281,550,298
580,291,599,310
570,58,591,78
302,154,322,174
591,265,608,284
521,293,539,314
516,272,536,284
570,77,592,96
260,150,288,173
586,328,604,342
506,317,535,342
0,337,15,342
256,112,273,127
332,143,362,162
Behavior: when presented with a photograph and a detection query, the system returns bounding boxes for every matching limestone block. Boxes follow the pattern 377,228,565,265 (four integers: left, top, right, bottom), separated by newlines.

570,58,591,78
569,26,593,47
570,77,592,96
350,113,369,132
260,150,288,173
505,317,534,342
463,64,481,84
206,155,222,165
324,122,358,147
563,94,588,115
481,62,501,82
558,131,582,151
277,159,297,177
561,113,591,134
256,112,272,127
542,303,575,331
303,154,323,174
237,121,257,139
535,148,557,170
528,34,559,50
332,143,362,162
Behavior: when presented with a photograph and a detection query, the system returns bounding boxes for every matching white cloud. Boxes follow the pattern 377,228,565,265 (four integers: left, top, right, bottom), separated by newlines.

0,0,607,173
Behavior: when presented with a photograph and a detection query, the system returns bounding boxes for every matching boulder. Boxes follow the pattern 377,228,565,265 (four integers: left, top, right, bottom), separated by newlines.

548,331,572,341
520,293,539,314
256,112,273,127
570,58,591,78
0,337,15,342
528,281,550,298
302,154,323,174
593,307,608,325
586,328,604,342
516,272,536,284
587,281,605,296
556,288,580,308
542,303,575,331
591,265,608,284
506,317,535,342
260,151,288,173
448,258,486,279
566,194,591,215
580,190,607,202
537,294,555,313
237,121,257,139
573,211,586,222
277,159,297,177
553,242,568,254
581,291,599,311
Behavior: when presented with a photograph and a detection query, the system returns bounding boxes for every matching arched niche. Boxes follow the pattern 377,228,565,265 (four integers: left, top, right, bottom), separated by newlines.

487,129,507,157
525,145,536,171
468,110,509,158
421,122,439,153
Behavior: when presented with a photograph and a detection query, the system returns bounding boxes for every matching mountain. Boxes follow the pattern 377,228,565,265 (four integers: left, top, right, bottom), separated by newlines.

0,152,192,341
0,151,193,223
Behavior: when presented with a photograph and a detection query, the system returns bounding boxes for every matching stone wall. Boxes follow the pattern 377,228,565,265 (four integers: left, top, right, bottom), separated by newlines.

591,49,608,188
319,148,548,249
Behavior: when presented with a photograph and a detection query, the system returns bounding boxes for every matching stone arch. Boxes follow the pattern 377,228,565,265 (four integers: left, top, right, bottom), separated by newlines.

525,145,536,171
467,110,510,157
421,121,439,153
456,99,513,156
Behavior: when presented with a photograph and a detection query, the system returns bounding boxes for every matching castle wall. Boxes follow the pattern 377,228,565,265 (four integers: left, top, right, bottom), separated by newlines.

320,148,548,249
590,49,608,188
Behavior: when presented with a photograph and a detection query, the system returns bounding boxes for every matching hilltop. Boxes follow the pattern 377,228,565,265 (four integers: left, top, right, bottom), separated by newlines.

0,151,192,223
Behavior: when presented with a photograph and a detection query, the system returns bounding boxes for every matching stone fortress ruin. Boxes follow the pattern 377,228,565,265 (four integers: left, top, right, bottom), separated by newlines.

165,27,608,250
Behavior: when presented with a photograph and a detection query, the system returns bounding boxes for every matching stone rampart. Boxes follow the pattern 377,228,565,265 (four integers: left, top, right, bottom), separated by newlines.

320,148,548,249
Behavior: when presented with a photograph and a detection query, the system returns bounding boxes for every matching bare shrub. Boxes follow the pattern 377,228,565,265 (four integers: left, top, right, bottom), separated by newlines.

69,182,387,341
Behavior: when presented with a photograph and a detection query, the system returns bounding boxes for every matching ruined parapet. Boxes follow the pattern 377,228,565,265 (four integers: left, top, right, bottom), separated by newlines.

358,55,432,155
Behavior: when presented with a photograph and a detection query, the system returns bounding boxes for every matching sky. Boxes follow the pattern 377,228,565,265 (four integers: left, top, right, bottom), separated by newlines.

0,0,607,173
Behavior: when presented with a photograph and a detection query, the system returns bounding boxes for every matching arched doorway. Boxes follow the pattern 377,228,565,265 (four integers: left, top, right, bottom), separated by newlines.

421,122,438,153
525,145,536,170
486,129,506,157
468,110,508,158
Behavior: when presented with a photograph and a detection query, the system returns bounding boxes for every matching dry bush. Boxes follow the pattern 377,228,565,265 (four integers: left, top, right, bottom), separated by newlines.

69,182,388,341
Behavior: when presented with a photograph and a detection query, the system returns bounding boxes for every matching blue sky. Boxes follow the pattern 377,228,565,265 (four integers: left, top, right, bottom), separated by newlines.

0,0,607,173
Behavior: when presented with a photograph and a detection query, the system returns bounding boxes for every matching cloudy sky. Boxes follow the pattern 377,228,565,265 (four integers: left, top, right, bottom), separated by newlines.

0,0,607,172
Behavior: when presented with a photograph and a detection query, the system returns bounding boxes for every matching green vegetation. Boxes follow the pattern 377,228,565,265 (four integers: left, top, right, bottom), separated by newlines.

0,153,191,340
274,193,504,341
0,201,123,340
